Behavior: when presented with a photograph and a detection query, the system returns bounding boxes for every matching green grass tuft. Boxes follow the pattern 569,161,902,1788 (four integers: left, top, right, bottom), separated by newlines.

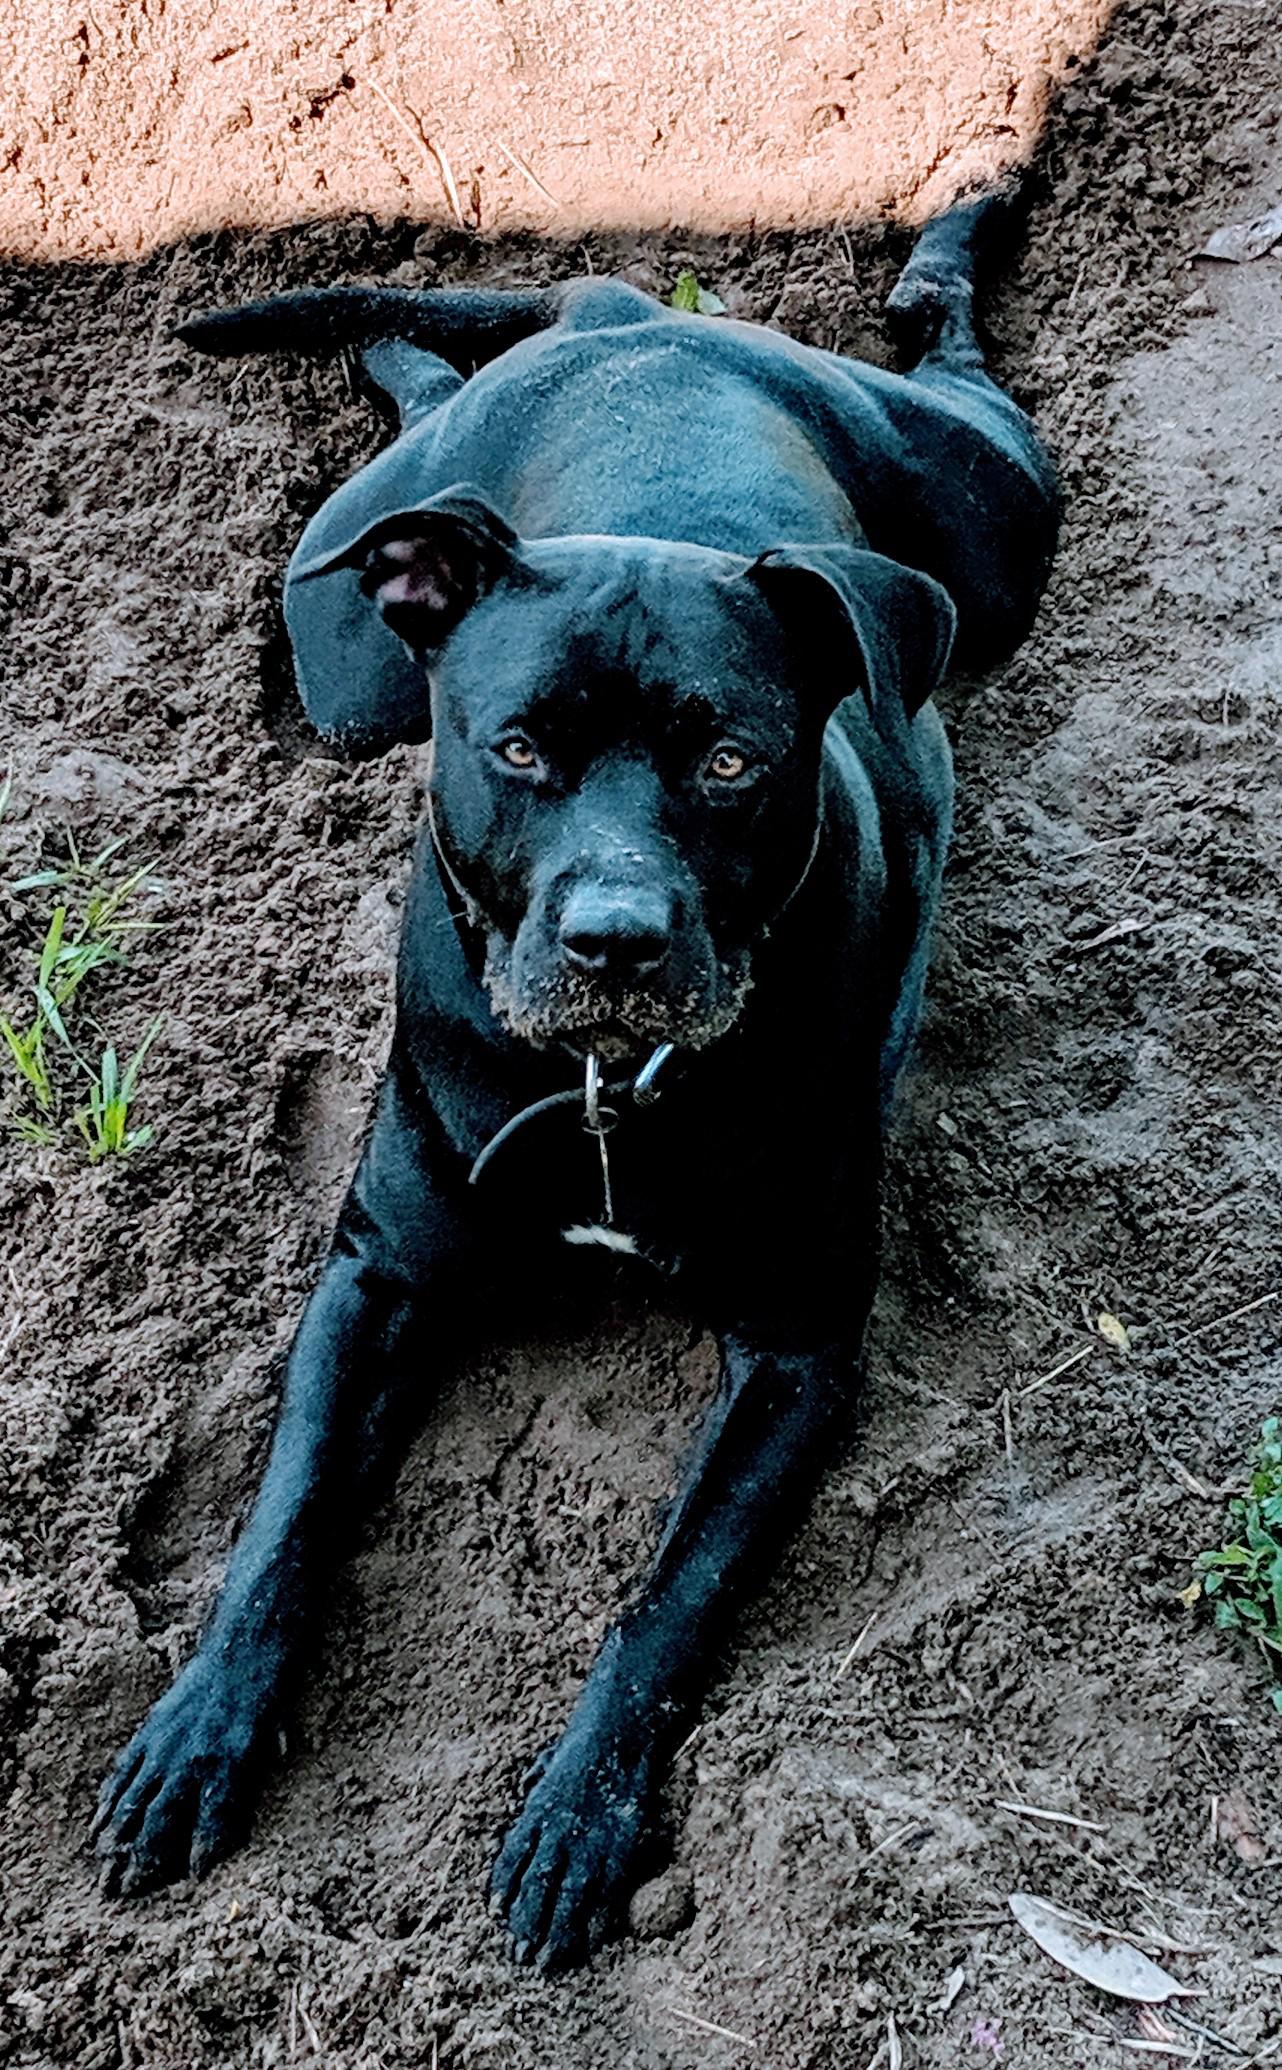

73,1020,164,1163
1192,1416,1282,1713
1,804,165,1162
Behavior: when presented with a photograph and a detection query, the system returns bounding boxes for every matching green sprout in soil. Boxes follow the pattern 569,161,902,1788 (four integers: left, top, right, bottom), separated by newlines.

1189,1416,1282,1713
669,269,727,317
73,1021,164,1163
1,810,164,1161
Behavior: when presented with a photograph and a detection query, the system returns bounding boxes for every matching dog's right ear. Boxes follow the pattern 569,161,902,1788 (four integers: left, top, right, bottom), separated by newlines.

283,484,524,754
293,485,523,653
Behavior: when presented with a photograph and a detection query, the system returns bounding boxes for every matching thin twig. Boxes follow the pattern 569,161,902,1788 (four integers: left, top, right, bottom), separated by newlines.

1018,1888,1213,1959
1020,1342,1092,1398
1001,1388,1015,1466
1074,914,1159,952
1174,1289,1278,1346
363,77,465,226
836,1607,881,1679
493,136,562,211
673,1721,702,1762
666,2006,756,2050
868,1820,927,1859
1057,829,1150,861
0,1265,25,1363
1168,2006,1248,2056
996,1797,1106,1833
297,1988,322,2058
1143,1423,1211,1500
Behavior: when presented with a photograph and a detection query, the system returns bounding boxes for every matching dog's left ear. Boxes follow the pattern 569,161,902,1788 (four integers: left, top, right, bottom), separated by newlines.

745,544,957,725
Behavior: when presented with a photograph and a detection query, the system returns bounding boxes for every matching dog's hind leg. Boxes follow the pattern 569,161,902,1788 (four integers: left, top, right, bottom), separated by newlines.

885,186,1026,373
851,188,1060,671
355,337,465,430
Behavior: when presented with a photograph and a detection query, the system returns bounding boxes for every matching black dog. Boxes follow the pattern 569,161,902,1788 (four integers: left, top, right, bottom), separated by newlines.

94,197,1057,1969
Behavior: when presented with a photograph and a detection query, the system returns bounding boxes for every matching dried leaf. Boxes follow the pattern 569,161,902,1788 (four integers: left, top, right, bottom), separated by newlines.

1097,1311,1132,1352
1008,1894,1202,2004
1198,200,1282,264
1178,1578,1202,1609
941,1965,966,2011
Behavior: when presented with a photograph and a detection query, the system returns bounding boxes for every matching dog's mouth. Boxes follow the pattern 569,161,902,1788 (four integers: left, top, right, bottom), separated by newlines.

481,933,753,1062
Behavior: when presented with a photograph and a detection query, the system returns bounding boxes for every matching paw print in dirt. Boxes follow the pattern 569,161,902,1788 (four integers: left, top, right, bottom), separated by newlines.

489,1718,659,1971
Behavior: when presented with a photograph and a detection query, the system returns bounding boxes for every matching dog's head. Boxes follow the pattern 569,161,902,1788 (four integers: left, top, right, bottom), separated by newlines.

291,484,955,1062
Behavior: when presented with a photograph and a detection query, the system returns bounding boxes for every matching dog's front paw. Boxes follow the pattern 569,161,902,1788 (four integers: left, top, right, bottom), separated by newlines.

489,1720,657,1970
93,1653,270,1897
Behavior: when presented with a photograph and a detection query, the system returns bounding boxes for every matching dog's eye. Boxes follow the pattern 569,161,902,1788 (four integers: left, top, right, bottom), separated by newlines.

497,736,542,773
705,744,750,784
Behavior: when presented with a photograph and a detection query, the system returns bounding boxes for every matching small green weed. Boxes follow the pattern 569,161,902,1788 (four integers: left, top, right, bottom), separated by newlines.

73,1020,164,1162
1190,1416,1282,1712
669,269,726,317
1,808,165,1161
0,1012,55,1115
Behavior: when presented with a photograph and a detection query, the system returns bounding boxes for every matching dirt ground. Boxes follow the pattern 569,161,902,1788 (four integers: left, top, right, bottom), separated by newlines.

3,0,1282,2063
0,0,1107,258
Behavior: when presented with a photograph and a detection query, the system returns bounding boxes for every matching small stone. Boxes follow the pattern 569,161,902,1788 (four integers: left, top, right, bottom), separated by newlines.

628,1866,694,1941
1180,287,1215,318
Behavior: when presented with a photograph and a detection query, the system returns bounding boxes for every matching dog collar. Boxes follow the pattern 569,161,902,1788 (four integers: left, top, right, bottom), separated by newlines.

468,1042,676,1247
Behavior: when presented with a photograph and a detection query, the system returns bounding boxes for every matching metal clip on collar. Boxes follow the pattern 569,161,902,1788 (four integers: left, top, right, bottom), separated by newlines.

467,1040,676,1190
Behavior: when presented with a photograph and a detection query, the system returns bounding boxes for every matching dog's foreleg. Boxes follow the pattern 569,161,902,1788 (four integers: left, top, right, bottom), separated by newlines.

490,1328,853,1968
93,1067,474,1895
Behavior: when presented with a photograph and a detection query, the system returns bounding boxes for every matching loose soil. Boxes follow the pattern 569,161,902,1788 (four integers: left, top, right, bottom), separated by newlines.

2,0,1282,2064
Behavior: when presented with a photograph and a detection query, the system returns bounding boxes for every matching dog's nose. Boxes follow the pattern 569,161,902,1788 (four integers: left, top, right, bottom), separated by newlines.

559,885,673,977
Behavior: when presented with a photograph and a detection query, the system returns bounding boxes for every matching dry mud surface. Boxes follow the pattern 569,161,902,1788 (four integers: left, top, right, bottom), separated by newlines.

3,0,1282,2063
0,0,1109,258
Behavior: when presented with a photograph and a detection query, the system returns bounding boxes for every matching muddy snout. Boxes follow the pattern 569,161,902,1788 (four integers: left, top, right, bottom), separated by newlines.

558,881,676,979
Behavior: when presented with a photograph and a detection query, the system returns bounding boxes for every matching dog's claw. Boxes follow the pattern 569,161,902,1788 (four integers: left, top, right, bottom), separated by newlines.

490,1717,656,1970
93,1654,268,1898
